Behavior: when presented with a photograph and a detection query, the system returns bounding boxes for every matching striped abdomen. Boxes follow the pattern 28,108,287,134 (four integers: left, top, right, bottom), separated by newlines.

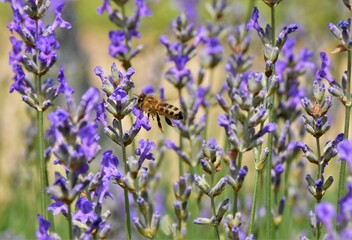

157,102,183,120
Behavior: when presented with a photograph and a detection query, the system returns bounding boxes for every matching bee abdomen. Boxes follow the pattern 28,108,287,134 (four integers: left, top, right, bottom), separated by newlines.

173,111,183,120
158,103,183,120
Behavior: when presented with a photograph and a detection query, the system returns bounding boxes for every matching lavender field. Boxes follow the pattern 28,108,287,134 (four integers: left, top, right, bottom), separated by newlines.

1,0,352,239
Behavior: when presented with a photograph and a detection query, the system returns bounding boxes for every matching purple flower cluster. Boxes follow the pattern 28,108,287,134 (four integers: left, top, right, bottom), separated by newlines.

8,0,71,110
95,63,150,146
45,86,117,238
97,0,151,69
4,0,352,240
160,14,199,89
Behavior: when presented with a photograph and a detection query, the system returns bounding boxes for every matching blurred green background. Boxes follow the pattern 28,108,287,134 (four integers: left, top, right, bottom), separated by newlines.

0,0,350,239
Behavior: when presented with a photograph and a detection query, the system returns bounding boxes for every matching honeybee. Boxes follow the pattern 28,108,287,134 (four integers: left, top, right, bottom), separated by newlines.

136,94,183,132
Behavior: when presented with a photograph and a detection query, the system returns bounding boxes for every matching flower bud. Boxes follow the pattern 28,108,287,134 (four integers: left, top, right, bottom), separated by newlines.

22,55,39,74
215,198,230,223
200,159,213,174
22,95,38,109
193,217,212,225
209,178,227,197
313,80,325,102
328,23,343,40
249,105,266,127
194,174,210,195
267,75,279,96
323,176,334,190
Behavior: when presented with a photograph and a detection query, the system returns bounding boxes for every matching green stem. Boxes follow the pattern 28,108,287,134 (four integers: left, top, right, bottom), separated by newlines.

178,88,184,177
37,109,47,217
337,50,351,229
233,152,243,215
120,4,131,70
117,120,131,240
315,136,322,240
283,160,292,236
284,161,291,199
233,191,238,216
67,203,73,240
316,137,322,180
35,19,53,227
210,173,220,240
265,6,276,240
248,169,260,235
204,69,214,140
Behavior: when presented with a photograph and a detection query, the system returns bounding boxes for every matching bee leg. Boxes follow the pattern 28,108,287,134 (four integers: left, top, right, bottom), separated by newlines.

148,112,154,121
156,113,163,132
165,117,173,127
147,113,151,121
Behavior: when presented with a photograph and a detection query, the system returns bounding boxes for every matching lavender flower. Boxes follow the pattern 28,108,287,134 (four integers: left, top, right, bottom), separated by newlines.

95,64,150,146
45,86,117,238
172,174,192,238
328,18,352,52
97,0,151,69
160,14,199,89
275,39,315,122
247,7,298,64
8,1,71,108
316,52,348,105
198,25,224,69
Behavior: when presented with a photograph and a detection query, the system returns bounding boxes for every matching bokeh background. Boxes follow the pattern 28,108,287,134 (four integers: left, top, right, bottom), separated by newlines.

0,0,351,239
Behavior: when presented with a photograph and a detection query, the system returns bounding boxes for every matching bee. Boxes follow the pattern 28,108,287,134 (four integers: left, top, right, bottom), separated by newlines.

136,94,183,132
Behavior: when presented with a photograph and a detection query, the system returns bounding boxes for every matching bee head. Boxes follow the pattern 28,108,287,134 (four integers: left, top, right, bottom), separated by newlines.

137,94,146,107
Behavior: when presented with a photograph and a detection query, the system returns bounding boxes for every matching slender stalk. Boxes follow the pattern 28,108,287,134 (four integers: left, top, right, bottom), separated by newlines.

233,152,243,215
210,173,220,240
120,4,131,70
283,160,292,236
67,203,73,240
315,136,322,240
265,6,276,240
337,50,351,226
204,69,214,140
248,169,260,235
117,120,131,240
35,19,52,226
316,137,322,180
178,88,184,177
233,191,238,216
